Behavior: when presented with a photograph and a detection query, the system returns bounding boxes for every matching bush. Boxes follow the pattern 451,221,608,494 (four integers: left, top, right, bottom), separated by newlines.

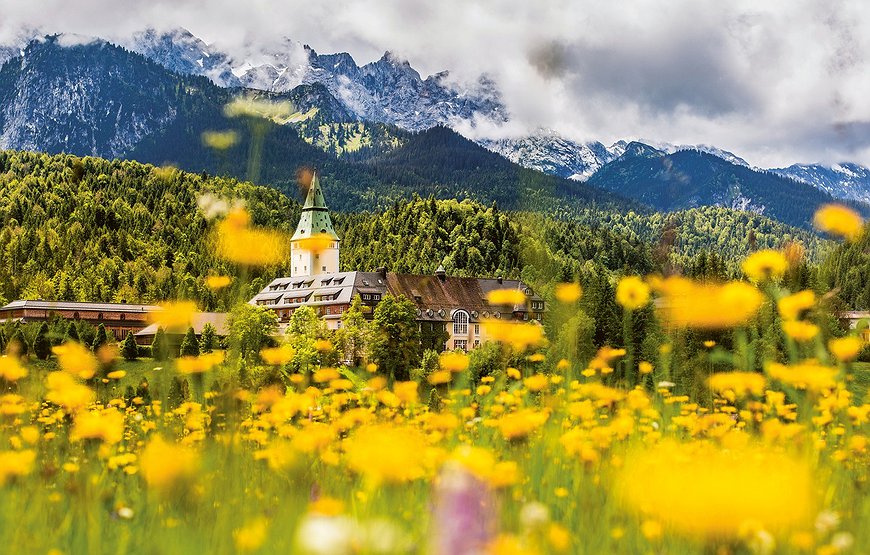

137,345,153,358
122,332,139,361
33,322,51,360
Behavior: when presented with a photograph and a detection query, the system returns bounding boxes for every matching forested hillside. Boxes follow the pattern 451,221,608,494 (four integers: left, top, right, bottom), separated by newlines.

0,151,650,311
819,228,870,310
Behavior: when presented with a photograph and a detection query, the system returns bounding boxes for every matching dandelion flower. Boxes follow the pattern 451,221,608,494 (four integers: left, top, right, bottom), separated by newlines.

140,436,199,490
616,276,650,310
148,301,198,332
201,130,239,151
828,336,863,362
439,351,469,373
554,282,582,303
0,356,27,382
344,424,429,484
782,320,820,342
813,204,864,241
53,343,98,379
487,288,526,306
205,275,232,290
778,290,815,321
742,250,788,282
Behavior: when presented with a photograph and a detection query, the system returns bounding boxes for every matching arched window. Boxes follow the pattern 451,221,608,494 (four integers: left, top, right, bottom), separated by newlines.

452,310,469,336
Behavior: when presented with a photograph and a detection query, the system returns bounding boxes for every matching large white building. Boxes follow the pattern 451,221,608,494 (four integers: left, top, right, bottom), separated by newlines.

251,174,545,351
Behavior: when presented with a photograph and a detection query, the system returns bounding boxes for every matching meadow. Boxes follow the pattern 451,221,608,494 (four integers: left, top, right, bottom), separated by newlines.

0,200,868,555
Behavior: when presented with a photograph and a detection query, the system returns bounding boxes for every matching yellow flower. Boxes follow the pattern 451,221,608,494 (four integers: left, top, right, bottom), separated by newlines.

554,282,582,303
617,442,812,538
45,371,95,412
70,409,125,444
777,290,815,321
313,367,340,383
365,362,378,373
496,409,549,440
615,276,650,310
428,370,452,385
813,203,864,241
224,96,296,121
52,343,98,379
176,352,225,374
654,277,763,329
524,374,550,392
233,518,269,552
482,320,545,351
344,424,429,484
703,340,717,348
766,361,838,392
828,336,863,362
507,367,521,380
205,275,232,290
214,208,291,266
439,351,469,373
782,320,819,342
106,370,126,380
639,361,654,375
742,250,788,282
0,356,27,382
308,497,345,516
708,372,767,398
0,450,36,485
313,339,333,352
393,381,418,404
487,288,527,305
296,233,335,254
148,301,198,332
140,436,199,490
260,345,295,366
201,130,239,151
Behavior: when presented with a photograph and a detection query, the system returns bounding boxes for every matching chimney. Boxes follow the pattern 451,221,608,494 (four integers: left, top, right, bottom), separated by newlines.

497,275,503,284
435,264,447,281
376,267,387,278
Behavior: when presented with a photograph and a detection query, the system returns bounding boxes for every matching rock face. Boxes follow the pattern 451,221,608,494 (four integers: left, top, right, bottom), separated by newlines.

0,36,181,157
479,133,622,181
125,28,506,131
772,163,870,204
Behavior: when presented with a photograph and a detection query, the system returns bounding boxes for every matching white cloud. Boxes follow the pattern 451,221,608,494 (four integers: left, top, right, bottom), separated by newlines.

0,0,868,167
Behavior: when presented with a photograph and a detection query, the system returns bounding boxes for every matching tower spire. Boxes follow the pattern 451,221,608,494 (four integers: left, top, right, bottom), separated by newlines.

290,172,341,277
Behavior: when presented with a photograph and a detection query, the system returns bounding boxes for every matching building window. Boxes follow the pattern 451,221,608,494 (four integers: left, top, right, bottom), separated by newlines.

454,339,468,351
474,324,480,335
453,310,469,336
474,340,480,348
362,294,372,301
97,313,103,320
322,266,327,272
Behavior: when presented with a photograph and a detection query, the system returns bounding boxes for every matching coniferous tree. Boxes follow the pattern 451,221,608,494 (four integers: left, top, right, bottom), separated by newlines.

180,326,200,357
65,321,80,343
370,294,422,382
122,331,139,361
152,327,169,361
9,327,28,357
199,323,217,353
33,322,52,360
91,324,108,352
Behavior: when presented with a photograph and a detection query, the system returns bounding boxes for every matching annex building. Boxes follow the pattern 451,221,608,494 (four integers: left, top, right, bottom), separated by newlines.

250,174,545,351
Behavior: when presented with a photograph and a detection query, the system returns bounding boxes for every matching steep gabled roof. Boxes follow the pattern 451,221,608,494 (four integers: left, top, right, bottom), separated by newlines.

292,172,340,241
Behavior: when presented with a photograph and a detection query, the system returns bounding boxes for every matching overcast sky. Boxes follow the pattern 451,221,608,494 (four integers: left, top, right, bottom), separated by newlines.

1,0,868,167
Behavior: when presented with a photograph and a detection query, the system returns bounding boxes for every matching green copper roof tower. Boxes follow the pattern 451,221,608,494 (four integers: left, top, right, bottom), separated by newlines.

291,172,340,241
290,172,341,277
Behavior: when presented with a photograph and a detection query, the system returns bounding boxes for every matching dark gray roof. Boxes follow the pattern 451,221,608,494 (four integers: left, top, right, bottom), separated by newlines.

1,300,159,313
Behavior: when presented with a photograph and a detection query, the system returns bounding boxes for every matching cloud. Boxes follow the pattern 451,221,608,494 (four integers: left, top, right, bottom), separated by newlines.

0,0,868,166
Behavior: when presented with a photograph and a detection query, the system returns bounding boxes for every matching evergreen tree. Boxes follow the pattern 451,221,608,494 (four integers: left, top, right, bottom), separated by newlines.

369,294,422,382
180,326,200,357
199,323,217,353
9,327,28,357
152,327,169,361
122,331,139,361
91,323,108,352
65,321,80,343
335,295,370,366
0,329,6,354
33,322,52,360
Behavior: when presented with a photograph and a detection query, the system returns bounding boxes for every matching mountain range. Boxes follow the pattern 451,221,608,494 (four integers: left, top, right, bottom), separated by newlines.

0,28,868,230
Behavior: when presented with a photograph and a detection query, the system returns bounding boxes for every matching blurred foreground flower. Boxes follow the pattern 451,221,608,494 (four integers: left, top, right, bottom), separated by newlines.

653,277,763,329
616,276,650,310
487,288,526,306
482,320,545,351
214,208,291,266
430,462,496,555
149,301,198,332
224,96,296,122
439,351,469,373
45,371,95,412
202,130,239,151
70,408,125,445
176,352,225,374
53,342,98,379
554,282,582,303
617,442,813,539
829,336,863,362
813,204,864,241
767,361,838,392
260,345,295,366
0,450,36,485
0,356,27,382
708,371,766,398
344,424,429,484
778,290,815,321
742,250,787,283
140,436,199,491
205,275,232,290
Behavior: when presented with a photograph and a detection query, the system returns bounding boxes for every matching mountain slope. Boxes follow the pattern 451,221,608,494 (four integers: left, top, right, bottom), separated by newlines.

773,163,870,204
479,133,620,181
584,143,854,229
126,28,506,131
